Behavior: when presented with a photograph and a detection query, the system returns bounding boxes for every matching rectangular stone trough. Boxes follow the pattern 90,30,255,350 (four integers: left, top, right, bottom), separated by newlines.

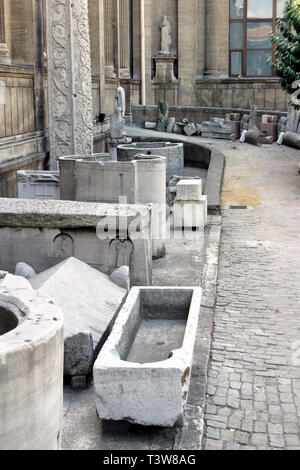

93,286,202,428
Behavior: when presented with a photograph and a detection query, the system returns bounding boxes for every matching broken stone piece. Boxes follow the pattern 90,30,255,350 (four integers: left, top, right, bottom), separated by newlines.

0,271,32,289
15,262,37,280
241,114,250,132
282,131,300,149
145,121,156,130
30,257,127,377
166,117,176,133
245,129,261,146
156,102,169,132
184,122,197,136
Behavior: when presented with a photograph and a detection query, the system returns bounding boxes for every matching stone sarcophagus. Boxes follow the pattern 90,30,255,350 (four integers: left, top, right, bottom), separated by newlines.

93,286,202,427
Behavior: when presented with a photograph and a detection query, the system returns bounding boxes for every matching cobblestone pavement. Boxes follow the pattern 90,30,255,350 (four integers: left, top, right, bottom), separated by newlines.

204,141,300,450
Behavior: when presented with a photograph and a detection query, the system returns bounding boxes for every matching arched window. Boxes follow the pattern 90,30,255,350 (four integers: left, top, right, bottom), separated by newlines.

229,0,291,77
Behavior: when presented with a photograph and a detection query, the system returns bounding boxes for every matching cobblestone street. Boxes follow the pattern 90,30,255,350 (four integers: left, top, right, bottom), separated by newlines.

204,141,300,450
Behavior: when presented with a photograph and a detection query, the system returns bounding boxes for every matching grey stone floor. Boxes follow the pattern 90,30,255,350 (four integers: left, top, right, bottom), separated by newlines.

203,140,300,450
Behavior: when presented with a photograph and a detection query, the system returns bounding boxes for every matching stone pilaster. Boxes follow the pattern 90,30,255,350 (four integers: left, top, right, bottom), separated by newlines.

119,0,130,78
178,0,197,105
46,0,93,170
0,0,11,64
204,0,219,77
104,0,116,77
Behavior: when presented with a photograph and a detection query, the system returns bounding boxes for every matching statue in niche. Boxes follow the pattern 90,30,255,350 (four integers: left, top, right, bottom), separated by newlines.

110,238,133,269
160,15,172,55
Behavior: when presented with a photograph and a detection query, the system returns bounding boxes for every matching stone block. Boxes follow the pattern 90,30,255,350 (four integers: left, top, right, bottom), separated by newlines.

184,123,197,136
176,179,203,200
173,197,207,229
17,170,60,200
0,198,153,287
93,286,202,427
30,257,127,377
259,122,278,139
145,121,156,130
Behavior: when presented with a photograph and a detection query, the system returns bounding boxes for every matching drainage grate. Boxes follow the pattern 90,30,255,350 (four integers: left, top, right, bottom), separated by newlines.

229,205,248,210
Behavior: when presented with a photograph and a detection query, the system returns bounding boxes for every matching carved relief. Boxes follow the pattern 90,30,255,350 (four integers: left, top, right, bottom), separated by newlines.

53,233,74,258
110,238,134,270
46,0,93,170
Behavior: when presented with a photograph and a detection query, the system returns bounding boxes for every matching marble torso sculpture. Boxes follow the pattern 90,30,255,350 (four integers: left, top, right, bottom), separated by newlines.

160,15,172,55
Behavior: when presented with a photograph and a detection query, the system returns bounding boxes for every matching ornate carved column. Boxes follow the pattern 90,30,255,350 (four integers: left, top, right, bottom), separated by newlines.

46,0,93,170
0,0,11,64
104,0,116,77
204,0,219,77
119,0,130,78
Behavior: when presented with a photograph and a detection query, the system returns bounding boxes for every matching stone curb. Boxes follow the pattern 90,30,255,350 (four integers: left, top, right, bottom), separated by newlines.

174,215,222,450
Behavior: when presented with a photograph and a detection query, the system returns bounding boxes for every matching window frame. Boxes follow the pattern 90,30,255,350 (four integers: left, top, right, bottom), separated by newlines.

229,0,291,78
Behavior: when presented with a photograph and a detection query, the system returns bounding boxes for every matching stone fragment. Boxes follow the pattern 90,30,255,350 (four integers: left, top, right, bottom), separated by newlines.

156,102,169,132
248,104,259,133
245,129,261,147
174,122,185,134
195,124,202,135
30,257,127,376
278,117,287,134
283,131,300,149
110,266,130,291
111,97,125,139
145,121,156,130
184,122,197,136
241,115,250,132
15,262,37,280
167,117,176,133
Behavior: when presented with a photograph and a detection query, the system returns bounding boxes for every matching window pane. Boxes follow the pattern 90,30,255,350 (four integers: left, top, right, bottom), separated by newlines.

247,0,273,18
231,51,242,75
230,0,244,19
246,50,272,76
276,0,288,18
230,23,244,49
247,22,272,48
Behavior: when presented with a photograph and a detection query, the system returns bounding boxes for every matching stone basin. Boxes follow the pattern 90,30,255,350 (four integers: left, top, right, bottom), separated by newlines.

93,286,202,427
117,141,184,183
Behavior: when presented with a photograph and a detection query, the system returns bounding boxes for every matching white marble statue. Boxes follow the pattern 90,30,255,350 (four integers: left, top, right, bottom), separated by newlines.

160,15,172,55
117,86,126,118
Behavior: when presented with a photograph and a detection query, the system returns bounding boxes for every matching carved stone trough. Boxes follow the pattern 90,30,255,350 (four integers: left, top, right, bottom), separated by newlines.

93,286,202,427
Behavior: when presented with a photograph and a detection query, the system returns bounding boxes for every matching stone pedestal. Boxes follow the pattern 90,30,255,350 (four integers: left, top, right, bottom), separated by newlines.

46,0,94,170
153,54,177,83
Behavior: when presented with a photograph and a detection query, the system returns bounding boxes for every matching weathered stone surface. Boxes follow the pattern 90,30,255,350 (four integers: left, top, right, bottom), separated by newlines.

46,0,93,169
14,262,36,280
176,179,203,200
111,98,125,139
93,287,202,427
17,171,60,200
184,123,197,136
110,266,130,291
0,282,64,450
145,121,156,129
30,257,127,376
0,271,32,290
241,115,250,132
248,104,259,133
